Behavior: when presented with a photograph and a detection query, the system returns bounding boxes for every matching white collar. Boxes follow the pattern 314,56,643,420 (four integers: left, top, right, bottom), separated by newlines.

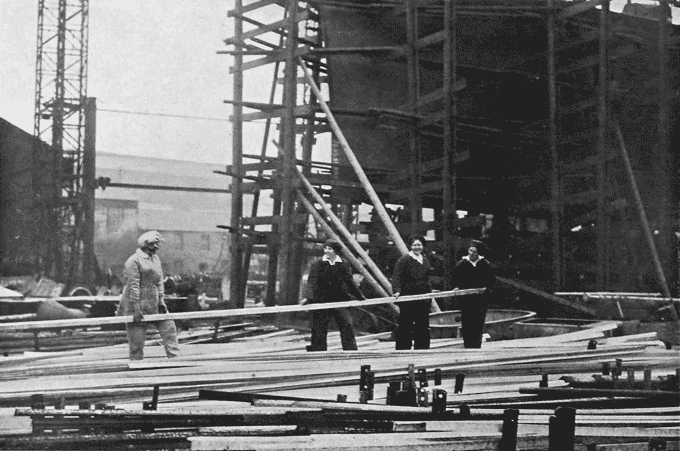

463,255,484,267
408,251,423,264
322,255,342,265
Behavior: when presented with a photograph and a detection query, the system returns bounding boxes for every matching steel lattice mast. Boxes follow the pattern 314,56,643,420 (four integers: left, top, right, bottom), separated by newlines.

34,0,90,287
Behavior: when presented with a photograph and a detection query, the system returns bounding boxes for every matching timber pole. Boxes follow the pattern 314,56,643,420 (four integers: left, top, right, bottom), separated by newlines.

406,0,421,235
278,1,299,305
443,0,457,290
298,57,409,255
547,0,562,290
294,164,394,294
657,0,676,298
241,57,282,298
296,191,389,299
613,118,677,321
229,0,245,308
82,97,96,288
596,0,609,290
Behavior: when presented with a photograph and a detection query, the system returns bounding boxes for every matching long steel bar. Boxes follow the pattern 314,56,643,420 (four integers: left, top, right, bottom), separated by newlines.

229,0,245,308
298,58,409,254
0,289,483,332
296,191,389,299
596,0,609,290
613,119,676,319
294,164,394,294
547,0,562,290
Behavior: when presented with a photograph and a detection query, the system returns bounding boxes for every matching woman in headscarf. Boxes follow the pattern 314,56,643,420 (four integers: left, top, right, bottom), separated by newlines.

117,231,180,362
392,235,433,350
451,239,496,348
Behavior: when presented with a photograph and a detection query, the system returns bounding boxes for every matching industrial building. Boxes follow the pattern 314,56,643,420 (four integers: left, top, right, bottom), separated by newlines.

0,1,679,450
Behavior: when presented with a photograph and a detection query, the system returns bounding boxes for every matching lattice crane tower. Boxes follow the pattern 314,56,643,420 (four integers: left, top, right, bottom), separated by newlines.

33,0,94,288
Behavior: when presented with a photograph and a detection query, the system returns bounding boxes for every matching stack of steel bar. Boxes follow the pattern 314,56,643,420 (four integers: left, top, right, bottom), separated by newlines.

0,313,677,450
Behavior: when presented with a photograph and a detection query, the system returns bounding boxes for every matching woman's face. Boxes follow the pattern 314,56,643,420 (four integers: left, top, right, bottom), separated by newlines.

410,240,423,255
467,246,479,262
323,245,336,258
145,241,161,254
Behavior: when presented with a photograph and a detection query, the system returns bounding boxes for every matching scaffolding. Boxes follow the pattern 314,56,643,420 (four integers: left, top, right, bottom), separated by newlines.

222,0,679,310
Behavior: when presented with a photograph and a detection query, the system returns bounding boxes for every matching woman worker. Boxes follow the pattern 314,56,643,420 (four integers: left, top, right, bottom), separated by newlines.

392,235,433,350
116,231,180,362
451,239,496,348
304,239,366,351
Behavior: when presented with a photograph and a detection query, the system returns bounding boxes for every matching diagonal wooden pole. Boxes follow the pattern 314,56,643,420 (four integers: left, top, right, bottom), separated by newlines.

296,191,390,301
297,57,408,255
293,164,394,295
613,118,677,321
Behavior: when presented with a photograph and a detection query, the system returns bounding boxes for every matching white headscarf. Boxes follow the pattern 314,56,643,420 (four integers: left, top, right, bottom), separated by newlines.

137,230,163,248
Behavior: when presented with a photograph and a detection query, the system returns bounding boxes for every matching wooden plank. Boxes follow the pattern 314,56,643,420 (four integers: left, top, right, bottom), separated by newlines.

225,161,278,173
232,11,309,43
239,104,314,122
0,295,187,305
557,293,662,297
416,29,445,49
416,83,466,108
238,45,310,72
0,289,484,332
309,46,404,55
557,0,605,20
228,0,279,15
241,214,308,226
497,277,597,315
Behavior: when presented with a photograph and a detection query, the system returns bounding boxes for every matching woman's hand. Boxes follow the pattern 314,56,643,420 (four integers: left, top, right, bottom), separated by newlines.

132,305,144,323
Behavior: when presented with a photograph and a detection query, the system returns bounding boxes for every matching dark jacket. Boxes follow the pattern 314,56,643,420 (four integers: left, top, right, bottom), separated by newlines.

392,254,432,295
451,257,496,290
307,259,365,303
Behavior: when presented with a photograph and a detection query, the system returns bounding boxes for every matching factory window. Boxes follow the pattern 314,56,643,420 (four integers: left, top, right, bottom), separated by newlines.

107,209,124,233
164,231,184,250
201,234,211,251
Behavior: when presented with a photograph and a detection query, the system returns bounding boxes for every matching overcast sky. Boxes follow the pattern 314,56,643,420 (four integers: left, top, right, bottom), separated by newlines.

0,0,284,165
1,1,677,166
